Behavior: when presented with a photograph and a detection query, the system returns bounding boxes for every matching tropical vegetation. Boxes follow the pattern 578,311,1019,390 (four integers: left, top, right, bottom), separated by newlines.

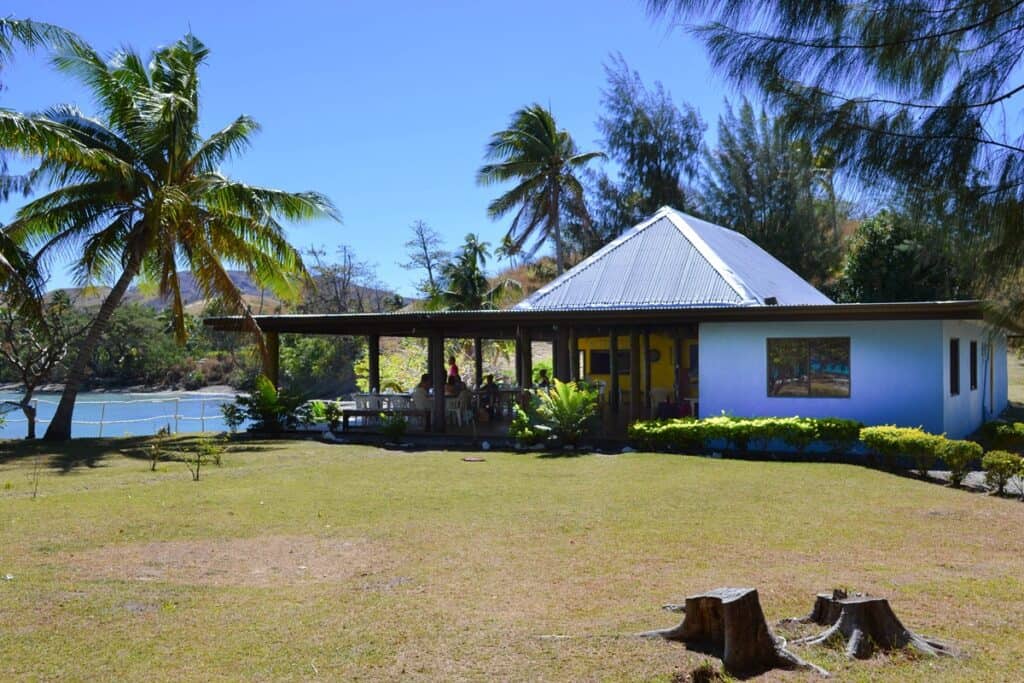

0,32,336,439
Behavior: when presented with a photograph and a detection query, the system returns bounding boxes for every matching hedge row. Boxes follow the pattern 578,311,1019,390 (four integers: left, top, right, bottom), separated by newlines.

628,415,862,454
629,417,997,487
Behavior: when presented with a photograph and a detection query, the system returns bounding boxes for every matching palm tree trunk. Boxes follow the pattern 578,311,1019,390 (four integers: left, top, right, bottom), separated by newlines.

551,180,563,275
43,252,143,441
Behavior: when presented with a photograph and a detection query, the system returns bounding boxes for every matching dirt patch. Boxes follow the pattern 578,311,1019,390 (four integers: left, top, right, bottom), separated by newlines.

62,535,392,587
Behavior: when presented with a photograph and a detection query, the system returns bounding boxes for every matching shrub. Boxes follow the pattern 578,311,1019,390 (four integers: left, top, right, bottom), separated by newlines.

980,421,1024,450
234,375,305,432
510,402,546,446
219,403,245,434
982,450,1022,494
324,401,343,432
814,418,863,452
859,425,945,476
534,380,598,447
940,440,984,487
297,399,328,426
628,416,863,455
379,412,408,441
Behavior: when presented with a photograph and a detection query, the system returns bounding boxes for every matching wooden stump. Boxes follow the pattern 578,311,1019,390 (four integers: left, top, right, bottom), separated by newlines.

640,588,828,678
782,589,848,626
794,596,953,660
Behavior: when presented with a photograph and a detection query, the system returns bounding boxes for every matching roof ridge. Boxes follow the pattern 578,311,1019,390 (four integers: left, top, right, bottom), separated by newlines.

663,209,760,305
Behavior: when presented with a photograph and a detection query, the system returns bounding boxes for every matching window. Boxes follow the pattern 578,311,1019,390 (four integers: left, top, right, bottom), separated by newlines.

589,350,631,374
969,340,978,391
767,337,850,398
949,338,960,396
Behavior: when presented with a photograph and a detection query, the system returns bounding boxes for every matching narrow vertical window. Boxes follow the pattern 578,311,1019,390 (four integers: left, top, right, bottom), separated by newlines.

969,340,978,391
949,338,960,396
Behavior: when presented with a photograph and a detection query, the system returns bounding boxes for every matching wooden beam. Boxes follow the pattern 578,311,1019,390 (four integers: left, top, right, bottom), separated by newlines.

429,332,446,433
629,329,641,423
473,337,484,388
608,330,619,414
264,331,280,388
367,334,380,392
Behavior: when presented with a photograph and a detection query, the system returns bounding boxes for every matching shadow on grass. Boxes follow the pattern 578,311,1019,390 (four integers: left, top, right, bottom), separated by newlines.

0,433,276,473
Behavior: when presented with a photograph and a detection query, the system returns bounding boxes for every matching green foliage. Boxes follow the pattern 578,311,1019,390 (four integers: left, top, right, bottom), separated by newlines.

860,426,947,476
509,400,545,446
941,440,984,488
436,233,520,311
629,415,863,454
297,400,328,426
355,337,426,392
534,380,598,447
379,412,408,441
700,100,842,285
179,434,227,481
588,53,705,247
982,450,1022,495
477,104,604,274
219,403,245,434
234,375,304,432
833,212,963,303
280,335,360,396
980,421,1024,451
324,401,343,432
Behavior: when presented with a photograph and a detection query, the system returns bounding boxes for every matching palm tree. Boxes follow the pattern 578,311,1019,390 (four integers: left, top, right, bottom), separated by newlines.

477,105,603,275
0,18,83,291
0,34,337,440
438,234,519,310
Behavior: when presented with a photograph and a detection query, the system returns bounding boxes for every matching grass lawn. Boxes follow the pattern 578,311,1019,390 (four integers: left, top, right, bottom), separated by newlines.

1,437,1023,681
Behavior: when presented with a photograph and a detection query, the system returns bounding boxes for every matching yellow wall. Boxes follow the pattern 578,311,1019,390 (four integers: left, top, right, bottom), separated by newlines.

578,333,699,398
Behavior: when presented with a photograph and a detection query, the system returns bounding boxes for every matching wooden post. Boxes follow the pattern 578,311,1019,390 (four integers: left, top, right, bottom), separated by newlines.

473,337,484,388
555,326,571,382
609,330,619,415
643,331,652,419
368,334,381,392
429,332,446,432
673,335,683,404
522,328,533,388
629,330,641,423
264,331,280,387
569,327,580,381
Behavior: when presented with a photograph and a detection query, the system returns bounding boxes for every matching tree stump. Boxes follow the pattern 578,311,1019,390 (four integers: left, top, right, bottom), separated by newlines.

781,589,848,626
640,588,828,678
794,596,953,660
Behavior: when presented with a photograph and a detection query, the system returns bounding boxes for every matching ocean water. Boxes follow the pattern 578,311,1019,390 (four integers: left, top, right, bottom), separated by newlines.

0,391,240,439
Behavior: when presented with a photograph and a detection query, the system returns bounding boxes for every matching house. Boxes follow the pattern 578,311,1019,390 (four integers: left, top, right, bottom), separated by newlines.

204,206,1007,438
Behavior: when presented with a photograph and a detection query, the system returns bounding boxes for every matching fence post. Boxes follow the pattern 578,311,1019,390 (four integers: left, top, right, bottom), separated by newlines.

98,402,106,438
174,398,180,434
200,399,206,432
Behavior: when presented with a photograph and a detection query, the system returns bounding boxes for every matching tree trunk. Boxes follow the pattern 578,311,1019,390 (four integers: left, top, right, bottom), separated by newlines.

43,253,142,441
640,587,827,678
20,391,36,440
793,596,953,660
551,180,563,275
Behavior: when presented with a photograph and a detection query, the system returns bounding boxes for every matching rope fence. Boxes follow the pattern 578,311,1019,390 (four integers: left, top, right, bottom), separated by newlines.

0,394,240,437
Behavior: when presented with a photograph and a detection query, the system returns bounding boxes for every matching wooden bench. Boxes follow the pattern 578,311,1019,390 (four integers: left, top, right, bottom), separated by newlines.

340,409,431,432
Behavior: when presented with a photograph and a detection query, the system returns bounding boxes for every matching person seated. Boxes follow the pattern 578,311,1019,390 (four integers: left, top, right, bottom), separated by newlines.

410,373,432,411
535,368,551,389
480,373,501,418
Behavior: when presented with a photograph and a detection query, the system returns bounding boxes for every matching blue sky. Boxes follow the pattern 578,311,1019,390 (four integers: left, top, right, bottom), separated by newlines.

2,0,742,296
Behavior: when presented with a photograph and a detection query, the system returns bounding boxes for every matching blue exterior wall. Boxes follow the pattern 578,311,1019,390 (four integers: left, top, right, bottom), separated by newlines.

941,320,1008,437
699,320,950,433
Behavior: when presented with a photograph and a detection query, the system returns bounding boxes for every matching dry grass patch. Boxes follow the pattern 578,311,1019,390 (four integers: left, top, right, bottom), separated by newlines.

60,534,392,587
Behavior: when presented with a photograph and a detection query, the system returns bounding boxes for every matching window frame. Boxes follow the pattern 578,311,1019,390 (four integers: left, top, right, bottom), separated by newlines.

766,336,851,399
949,338,960,396
589,349,631,375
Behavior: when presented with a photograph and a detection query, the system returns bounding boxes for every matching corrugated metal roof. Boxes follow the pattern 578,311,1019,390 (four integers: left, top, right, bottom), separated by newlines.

516,207,833,311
